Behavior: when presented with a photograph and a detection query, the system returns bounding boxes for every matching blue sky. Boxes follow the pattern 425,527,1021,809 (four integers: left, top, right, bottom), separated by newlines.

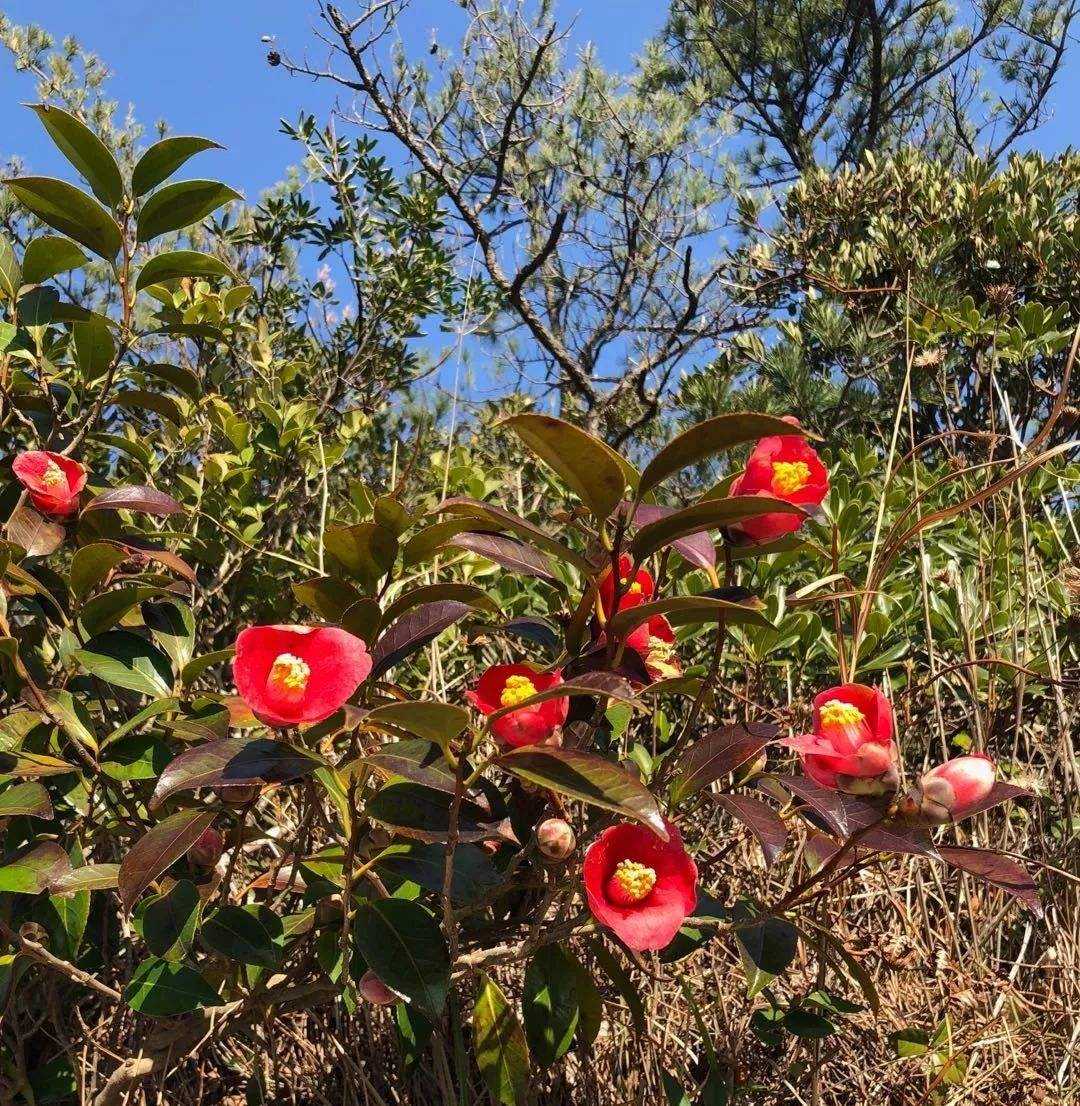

4,1,1074,205
0,1,665,200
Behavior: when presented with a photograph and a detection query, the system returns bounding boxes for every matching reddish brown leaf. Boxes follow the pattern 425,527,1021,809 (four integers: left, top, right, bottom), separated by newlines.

118,808,216,911
672,723,778,801
715,793,787,867
939,846,1042,915
83,485,184,516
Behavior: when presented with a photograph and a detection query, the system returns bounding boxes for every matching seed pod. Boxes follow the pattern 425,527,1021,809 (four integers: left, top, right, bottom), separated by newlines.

536,817,576,862
358,970,398,1005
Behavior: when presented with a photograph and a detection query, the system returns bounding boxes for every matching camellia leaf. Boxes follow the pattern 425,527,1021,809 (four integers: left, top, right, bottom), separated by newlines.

0,781,53,819
474,973,531,1106
631,497,805,562
324,521,398,592
353,898,449,1018
118,808,217,911
123,958,220,1017
30,104,124,207
734,912,798,997
485,671,637,729
357,739,458,792
4,502,65,558
0,234,19,299
502,412,627,522
136,179,241,242
374,841,502,907
150,737,324,811
523,944,581,1068
135,250,234,292
0,842,71,894
363,702,470,747
498,747,667,839
715,794,787,868
51,863,121,894
4,176,122,259
444,531,557,582
74,630,174,697
369,600,473,682
82,485,184,516
366,780,514,845
670,722,779,802
382,582,500,624
201,904,280,967
630,503,715,571
938,846,1041,915
69,542,129,600
639,413,815,496
435,497,595,574
132,136,223,197
140,879,201,961
608,595,771,640
22,235,87,284
80,585,173,637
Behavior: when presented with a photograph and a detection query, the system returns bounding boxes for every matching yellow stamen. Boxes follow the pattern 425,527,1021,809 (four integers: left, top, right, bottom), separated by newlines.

771,460,810,496
268,653,310,695
819,699,864,727
40,459,65,488
612,859,656,902
499,673,538,708
619,576,643,595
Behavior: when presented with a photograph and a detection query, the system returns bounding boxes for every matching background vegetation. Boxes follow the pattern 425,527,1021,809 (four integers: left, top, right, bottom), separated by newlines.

0,1,1077,1103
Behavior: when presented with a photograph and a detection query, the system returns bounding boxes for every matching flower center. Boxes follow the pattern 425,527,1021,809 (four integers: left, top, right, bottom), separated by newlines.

40,460,65,488
268,653,310,697
499,674,538,708
771,460,810,496
819,699,865,727
608,858,657,904
619,576,642,595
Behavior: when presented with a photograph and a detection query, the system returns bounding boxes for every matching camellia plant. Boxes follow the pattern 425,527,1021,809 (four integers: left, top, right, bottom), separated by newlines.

0,100,1063,1105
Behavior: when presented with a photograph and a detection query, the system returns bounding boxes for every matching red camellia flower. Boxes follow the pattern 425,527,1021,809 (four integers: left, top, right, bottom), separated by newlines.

782,682,898,793
466,663,568,747
903,754,996,822
599,554,654,616
12,450,87,518
583,820,697,952
729,426,828,543
626,614,681,682
234,624,372,727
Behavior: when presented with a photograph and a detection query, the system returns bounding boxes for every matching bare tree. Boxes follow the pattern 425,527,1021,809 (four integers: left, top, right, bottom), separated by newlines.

280,1,765,444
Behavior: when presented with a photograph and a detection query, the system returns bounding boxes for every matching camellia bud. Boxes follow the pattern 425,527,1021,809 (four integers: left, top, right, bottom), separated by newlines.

900,755,996,823
188,827,224,870
358,970,399,1005
536,817,576,862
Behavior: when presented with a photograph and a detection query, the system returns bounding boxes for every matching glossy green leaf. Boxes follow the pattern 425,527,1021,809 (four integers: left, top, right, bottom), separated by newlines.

0,842,70,894
22,235,87,284
31,104,124,206
363,701,470,747
498,747,666,838
523,944,581,1068
118,808,216,910
135,249,234,291
136,179,241,242
631,497,805,562
140,879,201,960
639,413,816,496
124,958,219,1016
0,781,53,818
501,413,627,522
4,176,122,259
51,863,121,893
353,899,449,1018
201,904,279,967
474,974,530,1105
70,542,128,601
132,136,223,196
74,630,174,697
374,841,502,906
0,234,20,298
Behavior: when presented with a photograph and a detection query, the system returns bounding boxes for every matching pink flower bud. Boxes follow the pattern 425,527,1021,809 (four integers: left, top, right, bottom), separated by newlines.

358,970,399,1005
188,827,223,869
918,755,996,819
536,817,576,861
